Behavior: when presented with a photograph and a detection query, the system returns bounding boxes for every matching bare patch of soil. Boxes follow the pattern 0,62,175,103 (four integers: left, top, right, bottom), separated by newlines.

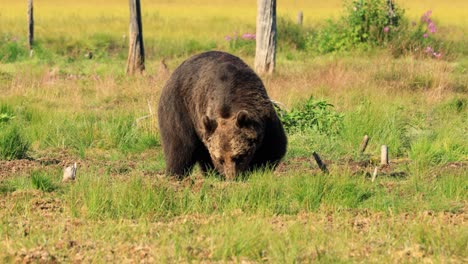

277,157,467,180
30,197,64,216
0,154,79,181
14,247,58,264
1,151,465,185
0,159,41,180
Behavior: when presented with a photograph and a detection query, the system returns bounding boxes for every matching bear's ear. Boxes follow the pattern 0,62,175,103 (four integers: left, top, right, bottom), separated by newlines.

236,110,253,128
203,116,218,135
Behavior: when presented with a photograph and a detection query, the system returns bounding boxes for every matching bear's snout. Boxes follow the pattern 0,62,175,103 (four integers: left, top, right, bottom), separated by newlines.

223,160,237,180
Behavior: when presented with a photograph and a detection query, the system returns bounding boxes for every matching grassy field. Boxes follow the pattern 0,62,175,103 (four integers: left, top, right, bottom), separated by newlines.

0,0,467,263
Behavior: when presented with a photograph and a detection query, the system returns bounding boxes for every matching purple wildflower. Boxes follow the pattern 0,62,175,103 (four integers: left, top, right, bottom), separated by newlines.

421,10,432,23
241,33,256,40
432,52,442,59
423,33,428,38
225,36,232,41
383,26,390,33
428,22,437,33
425,46,433,53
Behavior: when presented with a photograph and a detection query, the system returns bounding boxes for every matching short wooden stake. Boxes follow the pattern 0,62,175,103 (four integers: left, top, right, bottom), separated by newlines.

312,151,329,174
359,135,370,153
371,167,378,182
380,145,389,165
63,162,77,182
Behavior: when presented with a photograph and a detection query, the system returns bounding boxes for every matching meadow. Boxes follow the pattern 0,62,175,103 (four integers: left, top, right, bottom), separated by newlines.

0,0,467,262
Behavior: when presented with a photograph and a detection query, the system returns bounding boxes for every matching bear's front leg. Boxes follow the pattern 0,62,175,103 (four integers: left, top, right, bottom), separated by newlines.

163,141,196,179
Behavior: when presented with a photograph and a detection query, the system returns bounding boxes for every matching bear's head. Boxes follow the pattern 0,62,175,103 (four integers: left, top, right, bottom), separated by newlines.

202,110,263,180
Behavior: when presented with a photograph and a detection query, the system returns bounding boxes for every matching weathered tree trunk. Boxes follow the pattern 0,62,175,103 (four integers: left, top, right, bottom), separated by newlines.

387,0,397,26
126,0,145,75
27,0,33,50
255,0,276,74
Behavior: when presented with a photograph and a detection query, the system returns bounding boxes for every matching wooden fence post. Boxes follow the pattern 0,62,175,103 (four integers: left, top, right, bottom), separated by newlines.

255,0,277,74
297,11,303,26
27,0,34,51
126,0,145,75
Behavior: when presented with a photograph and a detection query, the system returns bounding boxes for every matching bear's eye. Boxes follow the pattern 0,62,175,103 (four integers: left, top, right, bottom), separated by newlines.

219,158,225,165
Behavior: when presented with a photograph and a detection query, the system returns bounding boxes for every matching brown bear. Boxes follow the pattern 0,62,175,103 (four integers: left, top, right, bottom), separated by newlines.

158,51,287,180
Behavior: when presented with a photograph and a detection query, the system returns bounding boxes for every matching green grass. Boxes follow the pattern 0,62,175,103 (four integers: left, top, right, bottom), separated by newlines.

2,165,465,220
0,125,30,160
1,167,466,262
31,170,57,192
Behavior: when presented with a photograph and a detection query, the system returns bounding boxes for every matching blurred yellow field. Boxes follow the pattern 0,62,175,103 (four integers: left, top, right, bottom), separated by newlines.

0,0,466,42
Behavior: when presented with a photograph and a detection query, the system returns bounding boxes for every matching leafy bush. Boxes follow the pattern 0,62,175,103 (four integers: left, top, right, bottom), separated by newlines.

306,3,452,59
307,0,404,53
389,10,446,58
343,0,403,45
0,125,30,160
278,97,344,135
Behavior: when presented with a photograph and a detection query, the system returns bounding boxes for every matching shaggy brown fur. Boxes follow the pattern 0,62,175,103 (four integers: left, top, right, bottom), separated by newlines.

158,51,287,179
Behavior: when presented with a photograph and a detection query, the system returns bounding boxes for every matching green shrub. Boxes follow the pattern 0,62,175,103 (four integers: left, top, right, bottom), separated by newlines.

343,0,403,45
389,10,447,58
0,126,30,160
307,0,404,53
278,97,344,135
